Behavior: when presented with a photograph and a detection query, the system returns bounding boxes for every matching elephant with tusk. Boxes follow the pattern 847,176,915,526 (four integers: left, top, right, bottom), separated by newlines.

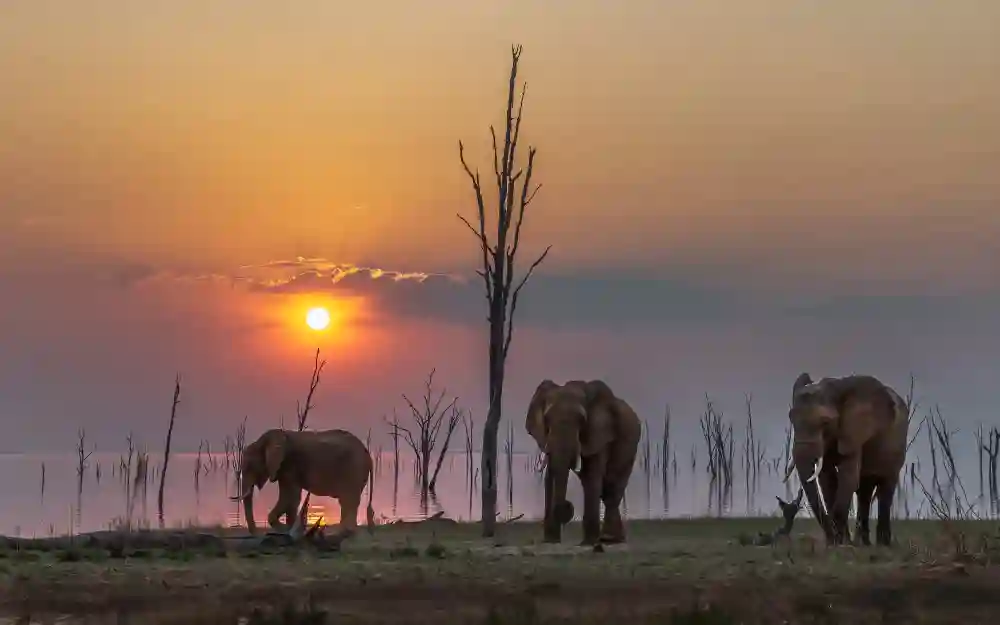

229,428,376,538
525,379,642,546
785,372,909,546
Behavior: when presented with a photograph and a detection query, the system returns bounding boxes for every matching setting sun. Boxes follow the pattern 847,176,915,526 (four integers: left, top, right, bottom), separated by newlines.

305,307,331,331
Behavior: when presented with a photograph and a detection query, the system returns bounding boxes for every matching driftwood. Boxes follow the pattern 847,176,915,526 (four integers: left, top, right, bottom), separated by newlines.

0,526,348,557
388,511,458,526
0,530,225,554
0,494,352,556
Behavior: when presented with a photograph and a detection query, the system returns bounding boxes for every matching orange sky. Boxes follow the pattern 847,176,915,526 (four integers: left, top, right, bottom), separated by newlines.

1,1,1000,452
3,1,999,285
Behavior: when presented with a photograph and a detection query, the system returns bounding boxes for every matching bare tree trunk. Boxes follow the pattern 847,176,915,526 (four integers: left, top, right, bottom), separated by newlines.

458,44,549,537
480,285,512,534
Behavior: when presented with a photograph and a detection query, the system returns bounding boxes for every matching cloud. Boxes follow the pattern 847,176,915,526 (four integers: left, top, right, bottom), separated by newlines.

128,256,769,327
125,255,1000,330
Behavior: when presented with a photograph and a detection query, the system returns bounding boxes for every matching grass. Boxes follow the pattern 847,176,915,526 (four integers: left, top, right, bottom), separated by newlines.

2,517,1000,623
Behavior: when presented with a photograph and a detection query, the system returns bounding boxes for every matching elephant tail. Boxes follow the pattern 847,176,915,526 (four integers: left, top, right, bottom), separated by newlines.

365,459,376,535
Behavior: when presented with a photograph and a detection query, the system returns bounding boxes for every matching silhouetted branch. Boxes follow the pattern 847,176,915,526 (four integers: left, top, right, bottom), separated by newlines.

296,348,327,431
157,374,181,528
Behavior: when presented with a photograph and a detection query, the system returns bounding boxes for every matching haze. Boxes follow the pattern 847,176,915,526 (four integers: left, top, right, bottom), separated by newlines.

2,1,999,453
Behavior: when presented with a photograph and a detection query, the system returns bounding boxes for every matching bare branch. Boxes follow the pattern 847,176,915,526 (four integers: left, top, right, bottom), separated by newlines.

297,348,327,431
506,146,540,286
491,125,502,191
503,245,551,358
524,183,542,207
503,82,528,234
458,142,492,300
457,214,497,260
429,404,463,491
385,410,421,466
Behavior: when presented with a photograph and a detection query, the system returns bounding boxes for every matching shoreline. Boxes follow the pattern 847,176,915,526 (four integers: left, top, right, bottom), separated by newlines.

1,518,997,623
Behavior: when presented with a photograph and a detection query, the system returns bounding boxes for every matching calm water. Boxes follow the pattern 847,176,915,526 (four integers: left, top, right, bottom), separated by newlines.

0,437,982,537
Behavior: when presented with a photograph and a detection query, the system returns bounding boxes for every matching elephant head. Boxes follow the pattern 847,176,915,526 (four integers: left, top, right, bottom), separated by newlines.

525,379,619,533
783,372,838,535
229,428,288,534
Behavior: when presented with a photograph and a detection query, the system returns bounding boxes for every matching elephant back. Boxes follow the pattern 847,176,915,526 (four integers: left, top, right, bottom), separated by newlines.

827,375,897,418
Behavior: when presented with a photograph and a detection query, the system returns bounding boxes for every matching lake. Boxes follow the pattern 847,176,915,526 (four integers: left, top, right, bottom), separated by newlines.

0,436,981,536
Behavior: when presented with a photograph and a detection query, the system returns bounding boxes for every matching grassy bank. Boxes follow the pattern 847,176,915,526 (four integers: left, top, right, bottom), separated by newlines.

2,517,999,623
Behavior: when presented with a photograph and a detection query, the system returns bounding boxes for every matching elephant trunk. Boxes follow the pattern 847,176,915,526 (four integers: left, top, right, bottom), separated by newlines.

546,435,579,527
548,462,574,525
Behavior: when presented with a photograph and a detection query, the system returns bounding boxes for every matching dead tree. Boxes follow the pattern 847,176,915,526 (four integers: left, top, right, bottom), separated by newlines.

74,428,93,527
296,348,326,431
457,43,550,537
386,370,463,498
157,374,182,528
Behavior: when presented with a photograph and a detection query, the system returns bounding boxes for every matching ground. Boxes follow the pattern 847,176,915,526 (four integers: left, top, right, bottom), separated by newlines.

2,517,999,624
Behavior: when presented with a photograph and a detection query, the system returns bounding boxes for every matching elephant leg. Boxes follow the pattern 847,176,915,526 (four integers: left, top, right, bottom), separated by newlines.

875,478,897,546
599,480,626,544
830,455,861,545
269,484,300,530
267,502,289,530
339,493,361,537
854,476,878,546
578,453,606,546
286,499,301,528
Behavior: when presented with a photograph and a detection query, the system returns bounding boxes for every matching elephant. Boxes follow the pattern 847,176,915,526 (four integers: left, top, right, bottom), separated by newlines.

783,372,909,546
230,428,376,537
525,379,642,545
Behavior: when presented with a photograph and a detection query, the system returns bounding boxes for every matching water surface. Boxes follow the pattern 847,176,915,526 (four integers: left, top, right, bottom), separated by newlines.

0,443,959,536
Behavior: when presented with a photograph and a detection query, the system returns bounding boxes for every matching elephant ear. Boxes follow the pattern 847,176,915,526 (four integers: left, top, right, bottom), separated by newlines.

792,372,813,397
833,376,895,457
580,380,618,457
525,380,558,451
264,430,288,482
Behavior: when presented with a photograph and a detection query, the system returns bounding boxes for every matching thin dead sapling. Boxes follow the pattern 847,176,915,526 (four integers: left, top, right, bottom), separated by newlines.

157,373,182,528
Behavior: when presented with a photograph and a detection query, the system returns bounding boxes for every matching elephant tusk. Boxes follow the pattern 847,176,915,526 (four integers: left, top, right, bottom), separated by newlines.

230,485,254,502
807,456,824,483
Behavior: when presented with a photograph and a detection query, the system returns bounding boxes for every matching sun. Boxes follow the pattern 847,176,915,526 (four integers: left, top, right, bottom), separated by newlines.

305,307,331,331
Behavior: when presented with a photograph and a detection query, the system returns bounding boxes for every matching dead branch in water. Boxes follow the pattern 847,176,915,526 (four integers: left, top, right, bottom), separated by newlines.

387,369,464,496
699,396,735,513
461,410,477,484
74,429,94,527
157,374,182,528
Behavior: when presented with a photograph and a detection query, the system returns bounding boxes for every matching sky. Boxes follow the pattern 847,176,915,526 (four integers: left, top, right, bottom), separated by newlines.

1,1,999,454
